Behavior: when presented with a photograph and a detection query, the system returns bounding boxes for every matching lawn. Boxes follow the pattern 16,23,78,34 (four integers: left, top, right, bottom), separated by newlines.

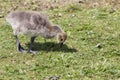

0,1,120,80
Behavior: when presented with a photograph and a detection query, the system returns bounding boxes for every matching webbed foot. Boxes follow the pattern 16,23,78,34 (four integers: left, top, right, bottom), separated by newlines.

28,50,37,54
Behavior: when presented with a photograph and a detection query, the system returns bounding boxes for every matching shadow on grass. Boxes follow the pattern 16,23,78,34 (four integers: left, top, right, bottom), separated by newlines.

26,42,77,53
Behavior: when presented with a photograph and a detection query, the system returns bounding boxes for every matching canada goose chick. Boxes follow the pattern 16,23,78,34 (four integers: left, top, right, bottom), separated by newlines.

6,11,67,54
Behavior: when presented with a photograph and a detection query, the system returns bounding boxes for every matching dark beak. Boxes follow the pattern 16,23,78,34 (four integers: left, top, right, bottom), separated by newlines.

59,42,63,48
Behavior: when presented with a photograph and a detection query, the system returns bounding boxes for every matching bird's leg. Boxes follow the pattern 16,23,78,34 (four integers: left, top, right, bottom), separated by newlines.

14,35,25,53
28,36,37,54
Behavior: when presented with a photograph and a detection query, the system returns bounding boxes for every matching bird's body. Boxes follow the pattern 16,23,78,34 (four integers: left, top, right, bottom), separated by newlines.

6,11,56,38
6,11,67,54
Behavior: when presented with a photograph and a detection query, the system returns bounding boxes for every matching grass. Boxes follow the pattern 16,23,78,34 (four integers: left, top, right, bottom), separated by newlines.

0,4,120,80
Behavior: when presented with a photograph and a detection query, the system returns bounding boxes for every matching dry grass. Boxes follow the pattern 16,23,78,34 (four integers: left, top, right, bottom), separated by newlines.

0,0,120,18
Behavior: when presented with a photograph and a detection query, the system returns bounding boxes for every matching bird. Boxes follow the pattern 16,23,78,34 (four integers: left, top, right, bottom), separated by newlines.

6,11,67,54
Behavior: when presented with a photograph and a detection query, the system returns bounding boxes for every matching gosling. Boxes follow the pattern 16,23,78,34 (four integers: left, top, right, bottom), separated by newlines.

6,11,67,54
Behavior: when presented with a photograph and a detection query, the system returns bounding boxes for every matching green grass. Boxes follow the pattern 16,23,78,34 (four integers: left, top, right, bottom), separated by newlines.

0,6,120,80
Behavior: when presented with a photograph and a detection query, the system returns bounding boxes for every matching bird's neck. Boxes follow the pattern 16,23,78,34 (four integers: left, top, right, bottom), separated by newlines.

48,30,60,38
44,25,63,38
51,25,63,33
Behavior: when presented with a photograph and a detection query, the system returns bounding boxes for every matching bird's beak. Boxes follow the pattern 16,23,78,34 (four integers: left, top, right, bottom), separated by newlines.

59,42,63,48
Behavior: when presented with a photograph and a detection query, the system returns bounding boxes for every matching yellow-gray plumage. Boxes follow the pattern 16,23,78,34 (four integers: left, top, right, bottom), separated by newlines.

6,11,67,54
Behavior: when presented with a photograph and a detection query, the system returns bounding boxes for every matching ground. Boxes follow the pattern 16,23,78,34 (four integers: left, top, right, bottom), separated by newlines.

0,0,120,80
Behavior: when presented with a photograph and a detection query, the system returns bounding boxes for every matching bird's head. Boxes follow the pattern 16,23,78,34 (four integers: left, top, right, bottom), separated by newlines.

57,32,67,48
52,25,67,48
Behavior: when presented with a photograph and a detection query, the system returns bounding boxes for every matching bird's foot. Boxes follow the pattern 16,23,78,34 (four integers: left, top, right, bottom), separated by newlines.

28,50,37,54
18,47,26,53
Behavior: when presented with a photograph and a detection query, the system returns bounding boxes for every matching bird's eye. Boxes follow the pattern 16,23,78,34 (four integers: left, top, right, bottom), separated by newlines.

61,39,63,41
